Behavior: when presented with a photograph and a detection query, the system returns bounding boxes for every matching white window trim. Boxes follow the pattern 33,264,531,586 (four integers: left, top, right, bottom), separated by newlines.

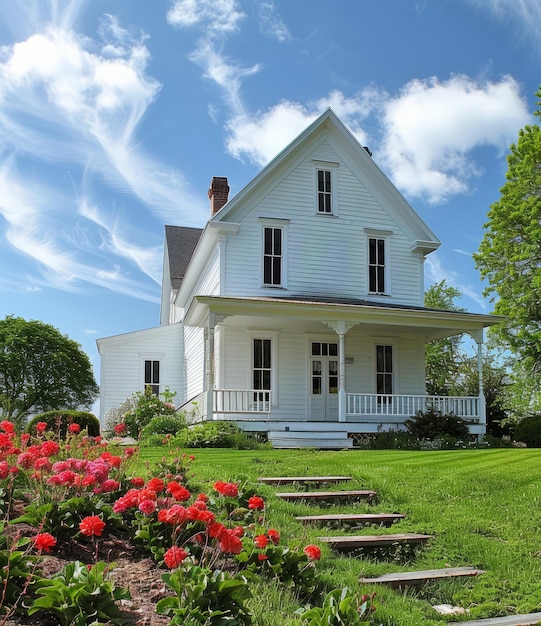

140,354,165,395
371,339,399,394
364,228,392,296
259,218,289,289
246,330,279,407
313,160,339,217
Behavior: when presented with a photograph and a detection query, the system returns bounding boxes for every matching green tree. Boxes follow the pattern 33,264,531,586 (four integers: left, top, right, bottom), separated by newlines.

0,316,98,428
474,86,541,370
424,280,465,395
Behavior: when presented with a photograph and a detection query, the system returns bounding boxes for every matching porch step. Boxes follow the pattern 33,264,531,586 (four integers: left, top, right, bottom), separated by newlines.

319,533,433,551
360,566,484,588
296,512,405,526
449,614,541,625
276,490,377,504
268,430,353,449
259,476,352,486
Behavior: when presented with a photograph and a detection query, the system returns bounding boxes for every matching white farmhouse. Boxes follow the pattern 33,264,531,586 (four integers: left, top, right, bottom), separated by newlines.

97,109,499,447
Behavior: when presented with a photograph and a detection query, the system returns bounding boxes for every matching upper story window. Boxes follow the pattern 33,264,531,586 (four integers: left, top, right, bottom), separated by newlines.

260,218,289,288
317,170,332,214
313,160,339,216
263,227,282,286
369,237,386,294
365,228,392,296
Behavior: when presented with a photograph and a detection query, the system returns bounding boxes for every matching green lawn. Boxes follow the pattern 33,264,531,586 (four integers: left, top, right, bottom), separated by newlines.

139,446,541,625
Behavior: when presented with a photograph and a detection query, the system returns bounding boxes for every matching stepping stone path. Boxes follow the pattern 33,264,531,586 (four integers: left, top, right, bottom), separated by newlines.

261,475,541,621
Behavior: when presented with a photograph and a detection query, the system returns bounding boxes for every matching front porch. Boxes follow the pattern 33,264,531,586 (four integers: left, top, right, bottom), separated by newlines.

187,389,486,439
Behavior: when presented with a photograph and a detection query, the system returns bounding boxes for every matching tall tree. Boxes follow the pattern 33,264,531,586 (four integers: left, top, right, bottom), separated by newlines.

424,280,465,395
474,86,541,370
0,316,99,428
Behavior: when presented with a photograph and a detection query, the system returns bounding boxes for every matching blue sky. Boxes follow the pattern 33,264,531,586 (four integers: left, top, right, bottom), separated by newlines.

0,0,539,397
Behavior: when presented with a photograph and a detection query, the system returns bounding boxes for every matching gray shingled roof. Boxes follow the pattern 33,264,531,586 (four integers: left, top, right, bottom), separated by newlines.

164,225,203,291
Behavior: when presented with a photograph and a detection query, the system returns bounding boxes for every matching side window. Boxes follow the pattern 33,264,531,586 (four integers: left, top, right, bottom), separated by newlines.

317,169,332,214
144,359,160,396
263,226,282,286
369,237,386,294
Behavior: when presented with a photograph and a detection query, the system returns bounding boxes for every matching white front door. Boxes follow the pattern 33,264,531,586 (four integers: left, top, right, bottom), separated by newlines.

309,341,339,421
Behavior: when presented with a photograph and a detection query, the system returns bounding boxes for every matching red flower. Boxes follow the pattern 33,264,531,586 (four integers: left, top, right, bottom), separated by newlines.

267,528,280,545
248,496,265,510
258,553,268,561
163,546,188,569
213,481,239,497
113,423,126,435
219,531,243,555
0,420,15,434
79,515,105,537
130,477,145,487
146,477,165,493
40,440,60,457
167,481,191,501
254,534,268,549
36,422,47,433
33,533,56,553
68,423,81,434
0,461,9,479
303,544,321,561
138,499,157,515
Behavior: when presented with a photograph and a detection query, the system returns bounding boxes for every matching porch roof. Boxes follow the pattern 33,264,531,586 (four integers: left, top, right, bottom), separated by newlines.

184,294,502,341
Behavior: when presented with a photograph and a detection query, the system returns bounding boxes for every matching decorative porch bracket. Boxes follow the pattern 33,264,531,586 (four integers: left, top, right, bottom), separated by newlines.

322,320,358,422
205,312,230,421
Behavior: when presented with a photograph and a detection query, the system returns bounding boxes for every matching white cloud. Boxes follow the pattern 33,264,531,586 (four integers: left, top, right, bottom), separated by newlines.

259,2,292,42
378,75,530,203
226,91,375,166
167,0,245,34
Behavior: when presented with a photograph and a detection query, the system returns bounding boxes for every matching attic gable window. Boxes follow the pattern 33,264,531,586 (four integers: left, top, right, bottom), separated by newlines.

369,237,386,294
260,218,289,288
317,170,332,213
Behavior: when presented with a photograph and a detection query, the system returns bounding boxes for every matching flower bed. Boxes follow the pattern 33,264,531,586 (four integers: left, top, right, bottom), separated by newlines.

0,419,374,624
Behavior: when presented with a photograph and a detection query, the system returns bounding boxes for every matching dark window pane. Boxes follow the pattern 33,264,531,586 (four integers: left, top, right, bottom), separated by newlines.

324,170,331,191
273,229,281,255
369,238,376,265
329,343,338,356
377,239,385,264
144,360,151,384
369,267,376,292
377,266,385,292
262,370,271,390
153,361,160,383
264,228,272,254
312,377,321,394
262,339,271,368
312,342,321,356
253,370,262,389
385,346,393,372
254,339,262,368
329,377,338,393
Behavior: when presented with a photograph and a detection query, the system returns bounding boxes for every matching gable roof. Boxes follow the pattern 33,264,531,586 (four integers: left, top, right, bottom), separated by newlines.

164,225,203,291
209,108,440,253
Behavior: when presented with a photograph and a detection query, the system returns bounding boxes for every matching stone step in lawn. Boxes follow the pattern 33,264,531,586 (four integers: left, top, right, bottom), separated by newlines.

275,490,377,503
450,613,541,625
259,476,352,486
296,513,405,526
360,566,484,588
319,533,434,551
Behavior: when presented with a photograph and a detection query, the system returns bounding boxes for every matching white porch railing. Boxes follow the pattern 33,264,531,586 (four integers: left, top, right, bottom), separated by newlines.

213,389,271,415
346,393,480,419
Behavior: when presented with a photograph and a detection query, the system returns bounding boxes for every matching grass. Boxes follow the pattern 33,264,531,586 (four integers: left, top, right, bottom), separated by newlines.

138,446,541,625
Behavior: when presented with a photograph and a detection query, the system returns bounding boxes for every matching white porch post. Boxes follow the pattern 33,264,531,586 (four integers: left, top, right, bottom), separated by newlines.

205,312,216,422
471,330,486,427
323,320,356,423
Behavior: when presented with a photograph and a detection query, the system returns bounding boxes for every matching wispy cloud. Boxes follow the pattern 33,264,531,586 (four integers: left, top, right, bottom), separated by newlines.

167,0,245,35
425,253,487,309
466,0,541,48
0,2,206,301
258,1,292,42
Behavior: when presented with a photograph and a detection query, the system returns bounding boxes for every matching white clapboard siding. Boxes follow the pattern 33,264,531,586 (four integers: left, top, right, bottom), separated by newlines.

194,247,220,296
97,324,184,421
184,325,205,401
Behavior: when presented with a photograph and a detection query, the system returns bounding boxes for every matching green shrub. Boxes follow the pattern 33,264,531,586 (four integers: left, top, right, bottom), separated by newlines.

140,414,187,440
404,408,470,441
174,421,261,449
119,386,177,439
27,410,100,438
513,414,541,447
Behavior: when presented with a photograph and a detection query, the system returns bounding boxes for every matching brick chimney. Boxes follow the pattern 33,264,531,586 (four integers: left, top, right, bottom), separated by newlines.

208,176,230,216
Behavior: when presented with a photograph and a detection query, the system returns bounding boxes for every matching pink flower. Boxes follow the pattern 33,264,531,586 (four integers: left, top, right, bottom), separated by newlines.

33,533,57,553
164,546,188,569
248,496,265,510
138,499,157,515
113,423,126,435
79,515,105,537
303,544,321,561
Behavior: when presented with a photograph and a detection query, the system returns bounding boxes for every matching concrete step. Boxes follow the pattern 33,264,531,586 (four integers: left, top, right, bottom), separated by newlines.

360,566,484,588
297,512,405,526
276,489,377,503
319,533,434,550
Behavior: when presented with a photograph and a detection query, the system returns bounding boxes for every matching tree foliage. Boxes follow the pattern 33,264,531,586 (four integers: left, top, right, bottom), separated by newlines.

424,280,465,395
0,316,98,427
474,86,541,370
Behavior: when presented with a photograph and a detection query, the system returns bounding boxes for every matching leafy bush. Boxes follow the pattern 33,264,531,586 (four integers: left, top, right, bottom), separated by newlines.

140,414,187,440
174,421,260,449
27,410,100,438
404,408,470,441
513,414,541,447
110,386,177,439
